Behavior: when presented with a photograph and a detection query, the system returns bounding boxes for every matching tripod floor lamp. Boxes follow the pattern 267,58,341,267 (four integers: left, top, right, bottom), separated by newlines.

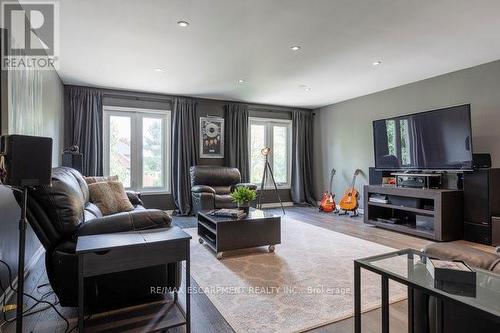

256,147,285,215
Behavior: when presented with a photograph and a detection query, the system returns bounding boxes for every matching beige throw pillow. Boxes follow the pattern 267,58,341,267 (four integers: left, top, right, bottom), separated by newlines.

88,181,134,216
85,175,119,184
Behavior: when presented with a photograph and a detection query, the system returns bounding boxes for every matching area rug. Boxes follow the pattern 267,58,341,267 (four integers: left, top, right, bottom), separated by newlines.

187,218,407,333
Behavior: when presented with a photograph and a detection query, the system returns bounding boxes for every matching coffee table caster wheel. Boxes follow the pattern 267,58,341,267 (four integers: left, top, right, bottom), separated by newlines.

268,245,275,252
216,252,223,260
199,238,204,244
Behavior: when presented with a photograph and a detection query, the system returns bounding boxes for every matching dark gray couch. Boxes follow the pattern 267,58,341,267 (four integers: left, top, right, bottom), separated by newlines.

25,167,180,307
414,242,500,333
190,166,257,214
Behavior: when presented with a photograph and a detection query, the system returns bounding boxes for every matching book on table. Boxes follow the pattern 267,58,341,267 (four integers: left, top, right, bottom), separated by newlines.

425,258,476,297
211,209,247,219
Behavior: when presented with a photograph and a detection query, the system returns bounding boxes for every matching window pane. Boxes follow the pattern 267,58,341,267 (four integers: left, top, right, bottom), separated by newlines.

109,116,131,187
273,126,288,184
386,119,396,156
400,119,411,166
143,117,163,188
250,124,266,184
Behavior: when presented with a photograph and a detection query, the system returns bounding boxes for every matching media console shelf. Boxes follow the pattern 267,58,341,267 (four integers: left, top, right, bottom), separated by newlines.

364,185,463,241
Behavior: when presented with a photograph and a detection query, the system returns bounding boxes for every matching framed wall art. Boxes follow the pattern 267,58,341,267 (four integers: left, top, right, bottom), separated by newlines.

199,116,224,158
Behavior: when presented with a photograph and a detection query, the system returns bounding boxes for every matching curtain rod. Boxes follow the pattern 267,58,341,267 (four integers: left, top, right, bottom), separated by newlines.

71,85,311,111
103,93,172,103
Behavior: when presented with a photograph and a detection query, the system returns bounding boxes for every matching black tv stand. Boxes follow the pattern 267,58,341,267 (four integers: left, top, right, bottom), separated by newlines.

364,185,463,241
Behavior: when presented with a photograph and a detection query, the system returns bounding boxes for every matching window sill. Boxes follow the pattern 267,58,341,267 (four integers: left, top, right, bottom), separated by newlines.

256,186,291,190
132,190,171,196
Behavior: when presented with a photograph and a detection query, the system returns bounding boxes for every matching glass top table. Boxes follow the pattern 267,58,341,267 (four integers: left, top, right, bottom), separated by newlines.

354,248,500,333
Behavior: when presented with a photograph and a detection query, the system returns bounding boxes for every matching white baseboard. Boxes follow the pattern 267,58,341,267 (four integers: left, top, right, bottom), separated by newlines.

259,202,294,209
0,246,45,306
315,201,365,215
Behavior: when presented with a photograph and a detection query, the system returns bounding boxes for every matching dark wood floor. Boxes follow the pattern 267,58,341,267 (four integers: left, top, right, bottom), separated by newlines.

0,206,493,332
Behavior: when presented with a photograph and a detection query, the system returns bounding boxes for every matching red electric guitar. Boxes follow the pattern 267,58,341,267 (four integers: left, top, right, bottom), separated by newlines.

319,168,337,213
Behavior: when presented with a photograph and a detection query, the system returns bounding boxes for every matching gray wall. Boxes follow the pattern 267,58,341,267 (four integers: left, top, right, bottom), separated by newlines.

313,59,500,209
75,86,300,210
0,34,64,296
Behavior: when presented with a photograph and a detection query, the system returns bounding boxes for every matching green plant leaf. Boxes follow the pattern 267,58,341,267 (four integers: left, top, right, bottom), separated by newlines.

230,186,257,204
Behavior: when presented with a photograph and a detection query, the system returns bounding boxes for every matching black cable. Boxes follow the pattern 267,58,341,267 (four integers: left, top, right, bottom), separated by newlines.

0,259,70,333
0,261,66,330
0,261,55,321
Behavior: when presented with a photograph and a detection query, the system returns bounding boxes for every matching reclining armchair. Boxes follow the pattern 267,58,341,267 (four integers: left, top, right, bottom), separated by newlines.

25,167,180,307
190,166,257,215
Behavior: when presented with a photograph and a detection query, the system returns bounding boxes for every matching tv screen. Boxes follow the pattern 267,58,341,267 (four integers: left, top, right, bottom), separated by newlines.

373,104,473,170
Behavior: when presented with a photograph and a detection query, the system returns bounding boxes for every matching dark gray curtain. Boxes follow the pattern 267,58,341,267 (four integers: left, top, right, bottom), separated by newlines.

291,110,316,205
224,103,249,182
171,97,198,215
65,86,103,176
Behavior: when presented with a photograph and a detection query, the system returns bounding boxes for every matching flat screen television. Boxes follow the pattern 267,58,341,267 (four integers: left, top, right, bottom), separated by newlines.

373,104,473,170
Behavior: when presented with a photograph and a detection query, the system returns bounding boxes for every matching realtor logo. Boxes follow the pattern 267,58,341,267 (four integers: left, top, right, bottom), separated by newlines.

1,1,59,70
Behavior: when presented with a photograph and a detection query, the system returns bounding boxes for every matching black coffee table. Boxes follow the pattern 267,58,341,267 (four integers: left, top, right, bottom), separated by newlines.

197,208,281,259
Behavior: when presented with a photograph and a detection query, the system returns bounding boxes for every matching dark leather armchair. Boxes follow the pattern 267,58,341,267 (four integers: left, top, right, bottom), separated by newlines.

190,166,257,214
414,243,500,333
25,167,180,307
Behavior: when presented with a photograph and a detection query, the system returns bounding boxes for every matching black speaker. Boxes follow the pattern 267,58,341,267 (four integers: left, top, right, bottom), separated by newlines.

62,151,83,173
369,167,383,185
463,168,500,245
0,135,52,187
472,153,491,169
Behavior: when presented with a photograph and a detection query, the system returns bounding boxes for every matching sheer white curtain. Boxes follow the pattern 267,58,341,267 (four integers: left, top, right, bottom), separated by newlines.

8,65,43,135
7,36,43,136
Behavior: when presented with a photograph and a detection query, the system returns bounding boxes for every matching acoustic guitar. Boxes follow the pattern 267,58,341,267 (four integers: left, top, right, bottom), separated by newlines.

319,168,336,213
339,169,362,213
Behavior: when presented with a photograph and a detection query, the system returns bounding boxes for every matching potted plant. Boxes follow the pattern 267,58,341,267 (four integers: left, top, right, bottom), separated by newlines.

230,186,257,214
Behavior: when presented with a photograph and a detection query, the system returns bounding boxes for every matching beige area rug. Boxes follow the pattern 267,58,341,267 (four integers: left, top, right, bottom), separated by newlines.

187,218,407,333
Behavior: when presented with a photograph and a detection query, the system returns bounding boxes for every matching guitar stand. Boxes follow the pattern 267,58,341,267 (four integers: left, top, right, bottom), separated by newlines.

338,209,359,217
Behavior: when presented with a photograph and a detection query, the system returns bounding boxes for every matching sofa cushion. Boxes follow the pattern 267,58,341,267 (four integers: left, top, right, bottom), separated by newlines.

423,242,500,272
77,208,171,236
191,185,216,194
84,202,103,221
190,165,241,187
212,186,232,195
29,167,89,237
214,194,236,208
88,181,134,215
126,190,144,206
84,175,119,184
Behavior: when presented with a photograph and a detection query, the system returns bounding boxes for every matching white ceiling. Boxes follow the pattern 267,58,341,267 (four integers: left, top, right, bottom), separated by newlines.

57,0,500,108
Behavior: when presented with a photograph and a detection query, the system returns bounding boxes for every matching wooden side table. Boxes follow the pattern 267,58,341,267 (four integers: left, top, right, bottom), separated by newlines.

76,227,192,332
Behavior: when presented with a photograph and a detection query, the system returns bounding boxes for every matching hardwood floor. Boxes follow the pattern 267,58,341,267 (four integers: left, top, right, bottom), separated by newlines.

0,206,494,332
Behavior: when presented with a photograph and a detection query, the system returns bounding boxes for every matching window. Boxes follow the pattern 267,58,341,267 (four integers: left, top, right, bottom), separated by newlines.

249,117,292,188
103,106,171,192
385,118,411,167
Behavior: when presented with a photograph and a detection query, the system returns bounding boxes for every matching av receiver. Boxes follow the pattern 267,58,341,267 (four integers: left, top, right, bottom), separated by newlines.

393,173,442,189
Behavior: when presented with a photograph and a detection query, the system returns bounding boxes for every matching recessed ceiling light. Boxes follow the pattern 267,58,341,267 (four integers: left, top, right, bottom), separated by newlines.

177,20,189,27
154,68,165,72
372,60,382,66
305,87,312,92
291,45,301,51
299,85,311,92
238,79,245,84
